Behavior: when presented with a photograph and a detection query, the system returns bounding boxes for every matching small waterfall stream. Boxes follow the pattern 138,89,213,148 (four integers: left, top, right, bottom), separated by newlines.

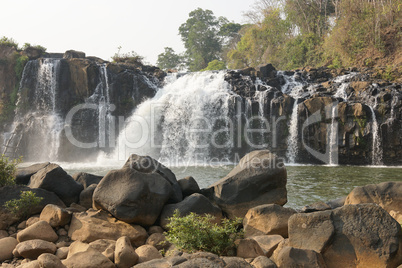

370,99,383,165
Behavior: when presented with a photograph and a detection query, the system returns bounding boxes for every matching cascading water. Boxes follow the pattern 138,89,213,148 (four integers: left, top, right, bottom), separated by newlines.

328,103,338,165
370,98,383,165
4,58,63,160
104,71,236,165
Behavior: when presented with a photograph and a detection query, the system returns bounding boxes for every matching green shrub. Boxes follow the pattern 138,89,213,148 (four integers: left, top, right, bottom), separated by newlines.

165,210,244,256
201,60,226,71
112,46,143,65
4,191,43,219
0,36,18,49
0,155,21,187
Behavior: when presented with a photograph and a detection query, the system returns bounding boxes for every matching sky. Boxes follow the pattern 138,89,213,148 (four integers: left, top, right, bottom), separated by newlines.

1,0,255,65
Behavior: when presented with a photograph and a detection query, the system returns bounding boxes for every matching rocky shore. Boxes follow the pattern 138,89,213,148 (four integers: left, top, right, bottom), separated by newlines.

0,150,401,267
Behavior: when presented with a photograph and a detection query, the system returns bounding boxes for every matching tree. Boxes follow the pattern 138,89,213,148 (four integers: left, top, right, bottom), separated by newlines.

201,60,226,71
156,47,183,70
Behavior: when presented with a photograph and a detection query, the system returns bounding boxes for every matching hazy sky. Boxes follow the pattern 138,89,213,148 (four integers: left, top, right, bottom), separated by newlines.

1,0,254,65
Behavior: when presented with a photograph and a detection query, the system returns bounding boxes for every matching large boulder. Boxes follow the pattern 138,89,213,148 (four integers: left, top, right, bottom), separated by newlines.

204,150,287,218
178,176,201,197
160,193,223,229
39,204,71,227
63,50,86,59
93,163,174,226
62,249,115,268
272,246,326,268
28,163,83,206
17,220,58,243
0,237,18,262
15,239,57,259
72,172,103,189
15,162,50,185
288,204,402,268
123,154,182,203
345,181,402,219
115,236,138,268
68,209,148,246
79,184,97,209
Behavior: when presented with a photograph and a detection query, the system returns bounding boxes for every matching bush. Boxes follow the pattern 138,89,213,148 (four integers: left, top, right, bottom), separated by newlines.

4,191,43,219
0,36,18,49
112,46,143,65
201,60,227,71
165,210,244,255
0,155,21,187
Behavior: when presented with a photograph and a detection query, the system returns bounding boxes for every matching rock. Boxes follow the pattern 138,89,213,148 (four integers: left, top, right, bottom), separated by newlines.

79,184,97,209
243,204,297,238
146,233,170,251
302,201,331,212
178,252,226,267
177,176,201,197
93,166,173,226
0,185,65,229
221,256,253,267
68,209,148,246
66,203,86,213
345,181,402,219
37,253,66,268
148,226,164,234
133,258,171,268
272,246,326,268
15,162,50,185
236,238,265,258
250,256,277,268
252,235,284,257
135,245,163,263
39,204,71,227
115,236,138,268
205,150,287,218
15,239,57,259
66,241,90,259
17,220,58,243
123,154,182,203
72,172,102,189
16,260,40,268
28,164,83,206
62,249,115,268
26,215,40,227
0,229,8,238
160,193,223,229
257,63,276,79
326,196,346,209
63,50,86,59
88,239,116,261
0,237,18,262
56,247,69,259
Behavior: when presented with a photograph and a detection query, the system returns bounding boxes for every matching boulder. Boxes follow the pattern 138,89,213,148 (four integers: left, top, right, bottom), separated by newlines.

93,167,173,226
205,150,287,218
66,241,90,259
0,237,18,262
88,239,116,261
221,257,253,267
17,220,58,243
37,253,65,268
72,172,102,189
15,239,57,259
135,245,163,263
178,176,201,197
288,204,402,268
243,204,297,238
63,50,86,59
68,209,148,246
148,226,164,235
236,238,265,258
123,154,182,203
250,256,277,268
146,233,170,251
79,184,97,209
56,247,69,259
15,162,50,185
39,204,71,227
345,181,402,219
62,250,115,268
272,246,326,268
257,63,276,79
28,163,83,206
252,235,284,257
115,236,138,268
0,185,65,229
160,193,223,229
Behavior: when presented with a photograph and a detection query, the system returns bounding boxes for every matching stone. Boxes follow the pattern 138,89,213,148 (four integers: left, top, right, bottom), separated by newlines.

0,229,8,238
15,239,57,259
28,163,83,206
146,233,170,251
26,216,40,227
88,239,115,261
68,209,148,246
72,172,103,189
66,241,90,259
56,247,69,259
205,150,287,218
63,50,86,59
326,196,346,209
40,204,71,227
37,253,65,268
135,245,163,263
257,63,276,79
160,193,223,229
302,201,331,212
133,259,170,268
148,226,164,234
17,221,27,229
115,236,138,268
62,249,115,268
177,176,201,197
252,235,284,257
250,256,277,268
16,260,40,268
236,238,265,258
345,181,402,219
15,162,50,185
93,166,173,226
221,256,253,267
0,237,18,262
123,154,182,203
288,210,334,253
79,184,97,209
243,204,297,238
273,246,326,268
17,220,58,243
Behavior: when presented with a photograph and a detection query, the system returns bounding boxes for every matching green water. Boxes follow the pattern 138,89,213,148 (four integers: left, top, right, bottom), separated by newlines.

61,163,402,209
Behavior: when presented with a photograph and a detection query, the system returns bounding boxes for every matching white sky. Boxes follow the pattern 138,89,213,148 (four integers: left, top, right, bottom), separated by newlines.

1,0,254,65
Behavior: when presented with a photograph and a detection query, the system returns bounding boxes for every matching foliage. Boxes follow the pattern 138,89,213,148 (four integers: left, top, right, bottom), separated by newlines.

0,155,21,187
4,191,43,219
22,43,47,53
165,210,244,256
112,46,144,65
0,36,18,49
201,60,226,71
156,47,184,70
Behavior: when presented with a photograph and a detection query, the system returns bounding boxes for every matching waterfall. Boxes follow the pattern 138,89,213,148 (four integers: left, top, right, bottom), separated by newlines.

328,103,338,165
5,58,63,160
370,104,383,165
254,90,269,147
106,71,235,165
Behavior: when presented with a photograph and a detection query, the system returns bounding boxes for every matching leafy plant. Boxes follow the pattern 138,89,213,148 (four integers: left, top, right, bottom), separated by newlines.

0,155,21,187
165,210,243,256
4,191,43,219
201,60,226,71
0,36,18,49
112,46,144,65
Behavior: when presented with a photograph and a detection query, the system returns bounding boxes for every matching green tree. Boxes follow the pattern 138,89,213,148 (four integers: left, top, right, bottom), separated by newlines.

201,60,226,71
156,47,183,70
0,155,21,187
